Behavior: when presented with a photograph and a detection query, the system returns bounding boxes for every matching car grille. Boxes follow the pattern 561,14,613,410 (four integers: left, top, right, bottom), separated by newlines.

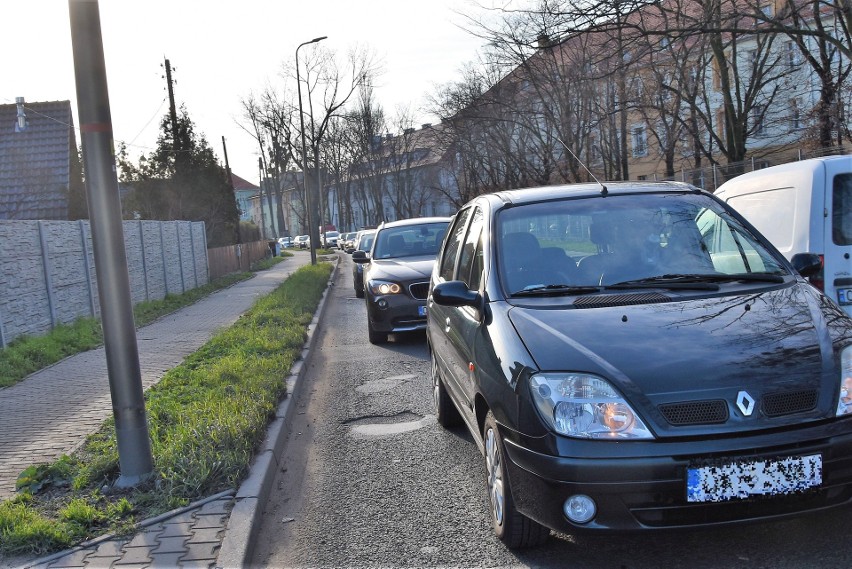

408,282,430,300
762,389,819,417
573,293,669,309
658,389,820,426
659,400,728,426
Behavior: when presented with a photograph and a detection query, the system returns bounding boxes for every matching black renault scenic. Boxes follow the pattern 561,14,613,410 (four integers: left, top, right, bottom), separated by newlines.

427,181,852,548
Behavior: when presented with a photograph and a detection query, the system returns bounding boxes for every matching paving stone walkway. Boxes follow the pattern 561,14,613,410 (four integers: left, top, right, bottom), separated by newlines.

0,252,315,569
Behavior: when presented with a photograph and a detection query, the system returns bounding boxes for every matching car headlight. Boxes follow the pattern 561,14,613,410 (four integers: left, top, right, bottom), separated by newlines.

529,373,654,439
836,345,852,417
368,280,402,295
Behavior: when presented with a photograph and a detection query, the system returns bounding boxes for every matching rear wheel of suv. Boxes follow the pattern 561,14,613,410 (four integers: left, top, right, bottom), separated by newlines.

367,319,387,344
484,411,550,549
432,351,461,427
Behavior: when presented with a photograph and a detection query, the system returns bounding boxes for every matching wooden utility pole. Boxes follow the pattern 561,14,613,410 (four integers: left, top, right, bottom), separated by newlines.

164,58,179,158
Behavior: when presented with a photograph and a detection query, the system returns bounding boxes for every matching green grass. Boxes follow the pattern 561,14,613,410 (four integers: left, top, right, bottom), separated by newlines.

0,262,333,556
0,272,253,389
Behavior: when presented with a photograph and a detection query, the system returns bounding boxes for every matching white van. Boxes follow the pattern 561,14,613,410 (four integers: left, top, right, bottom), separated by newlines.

715,155,852,316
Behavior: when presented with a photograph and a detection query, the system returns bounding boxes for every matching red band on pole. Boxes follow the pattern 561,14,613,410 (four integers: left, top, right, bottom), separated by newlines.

80,123,112,133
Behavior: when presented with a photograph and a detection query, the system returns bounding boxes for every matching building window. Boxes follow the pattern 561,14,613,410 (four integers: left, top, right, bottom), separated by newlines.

790,99,801,130
786,41,802,68
631,125,648,157
753,105,767,136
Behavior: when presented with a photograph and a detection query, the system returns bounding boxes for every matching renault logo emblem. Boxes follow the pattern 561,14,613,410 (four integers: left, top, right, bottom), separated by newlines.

736,391,756,416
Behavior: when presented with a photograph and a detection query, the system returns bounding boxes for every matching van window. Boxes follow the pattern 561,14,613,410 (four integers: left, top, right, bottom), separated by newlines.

727,187,796,252
834,174,852,246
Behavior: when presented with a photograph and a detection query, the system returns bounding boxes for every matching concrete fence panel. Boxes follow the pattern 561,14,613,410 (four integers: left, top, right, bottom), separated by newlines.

0,219,207,347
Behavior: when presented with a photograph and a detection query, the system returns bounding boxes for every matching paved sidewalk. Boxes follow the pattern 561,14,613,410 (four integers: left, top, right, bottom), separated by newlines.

0,252,320,569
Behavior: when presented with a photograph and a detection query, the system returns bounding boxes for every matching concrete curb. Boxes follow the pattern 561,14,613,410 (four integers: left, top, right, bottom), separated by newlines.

215,258,339,569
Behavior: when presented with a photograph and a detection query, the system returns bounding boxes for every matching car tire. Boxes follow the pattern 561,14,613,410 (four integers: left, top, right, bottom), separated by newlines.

483,411,550,549
367,319,387,344
355,285,364,299
432,351,461,427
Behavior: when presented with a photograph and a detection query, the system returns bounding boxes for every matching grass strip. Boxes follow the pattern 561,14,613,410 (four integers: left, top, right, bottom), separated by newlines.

0,268,260,389
0,261,332,556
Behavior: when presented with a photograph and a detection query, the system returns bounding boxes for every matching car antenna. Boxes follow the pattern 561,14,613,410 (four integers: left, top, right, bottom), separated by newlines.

556,136,608,196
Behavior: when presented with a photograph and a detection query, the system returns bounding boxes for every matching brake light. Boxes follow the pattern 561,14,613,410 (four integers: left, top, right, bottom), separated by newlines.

808,255,825,292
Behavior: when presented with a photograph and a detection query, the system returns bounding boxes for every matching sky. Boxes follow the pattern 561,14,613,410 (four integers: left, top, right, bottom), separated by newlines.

4,0,490,186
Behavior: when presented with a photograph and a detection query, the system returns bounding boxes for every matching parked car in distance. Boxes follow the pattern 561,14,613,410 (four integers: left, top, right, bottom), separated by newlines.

294,235,310,249
277,236,293,248
714,156,851,317
351,230,376,298
427,181,852,549
321,231,340,249
341,232,357,252
353,217,450,343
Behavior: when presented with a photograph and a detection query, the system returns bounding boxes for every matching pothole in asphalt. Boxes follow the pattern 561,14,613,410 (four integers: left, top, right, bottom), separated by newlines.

355,374,416,394
346,411,435,438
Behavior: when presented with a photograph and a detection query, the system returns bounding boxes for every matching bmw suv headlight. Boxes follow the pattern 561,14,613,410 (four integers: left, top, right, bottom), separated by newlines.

368,280,402,295
529,373,654,439
836,345,852,417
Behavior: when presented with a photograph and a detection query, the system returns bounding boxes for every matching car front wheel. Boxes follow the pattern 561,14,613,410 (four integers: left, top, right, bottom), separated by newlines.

484,411,550,549
432,351,461,427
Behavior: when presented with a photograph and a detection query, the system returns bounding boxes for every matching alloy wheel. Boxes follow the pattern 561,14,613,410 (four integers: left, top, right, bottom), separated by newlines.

485,427,505,527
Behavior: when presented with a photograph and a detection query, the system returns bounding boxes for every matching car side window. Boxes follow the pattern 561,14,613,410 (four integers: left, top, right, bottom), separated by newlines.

439,207,471,281
458,207,484,289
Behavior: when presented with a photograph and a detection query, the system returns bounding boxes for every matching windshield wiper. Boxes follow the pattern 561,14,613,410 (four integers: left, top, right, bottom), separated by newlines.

511,284,602,297
607,272,785,290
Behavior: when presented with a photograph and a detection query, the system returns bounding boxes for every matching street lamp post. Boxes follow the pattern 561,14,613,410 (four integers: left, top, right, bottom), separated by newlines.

296,35,327,265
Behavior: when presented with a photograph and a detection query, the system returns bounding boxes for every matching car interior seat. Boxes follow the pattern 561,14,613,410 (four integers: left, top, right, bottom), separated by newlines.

386,234,407,257
501,232,550,292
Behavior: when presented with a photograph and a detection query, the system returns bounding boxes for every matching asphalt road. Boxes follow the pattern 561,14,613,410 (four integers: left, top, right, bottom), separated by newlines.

250,254,852,569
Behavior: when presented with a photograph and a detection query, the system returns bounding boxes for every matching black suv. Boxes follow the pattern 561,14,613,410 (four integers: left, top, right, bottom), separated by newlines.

353,217,450,343
427,181,852,548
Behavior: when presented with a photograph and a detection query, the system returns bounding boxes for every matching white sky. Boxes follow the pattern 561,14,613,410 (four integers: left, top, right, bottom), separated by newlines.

4,0,488,185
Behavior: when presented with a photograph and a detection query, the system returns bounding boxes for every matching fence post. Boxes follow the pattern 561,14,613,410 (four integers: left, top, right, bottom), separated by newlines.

200,223,209,284
38,221,58,329
189,222,198,288
138,220,149,301
176,222,186,293
0,301,6,348
159,222,168,295
80,219,97,316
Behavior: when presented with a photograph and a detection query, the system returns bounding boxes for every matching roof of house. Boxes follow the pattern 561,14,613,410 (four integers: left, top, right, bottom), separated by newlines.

230,172,258,191
0,99,76,220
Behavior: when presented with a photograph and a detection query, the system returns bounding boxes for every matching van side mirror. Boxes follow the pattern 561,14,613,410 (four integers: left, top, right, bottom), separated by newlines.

352,250,370,263
791,253,822,278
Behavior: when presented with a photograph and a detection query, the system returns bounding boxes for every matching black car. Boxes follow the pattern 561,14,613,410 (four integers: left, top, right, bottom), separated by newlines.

354,217,450,343
427,181,852,549
351,229,376,298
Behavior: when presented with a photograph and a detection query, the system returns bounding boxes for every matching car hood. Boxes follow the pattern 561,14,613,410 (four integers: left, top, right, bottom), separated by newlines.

368,257,435,282
507,284,841,436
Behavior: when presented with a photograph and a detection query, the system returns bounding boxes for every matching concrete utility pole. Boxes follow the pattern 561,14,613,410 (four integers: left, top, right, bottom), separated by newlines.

68,0,154,487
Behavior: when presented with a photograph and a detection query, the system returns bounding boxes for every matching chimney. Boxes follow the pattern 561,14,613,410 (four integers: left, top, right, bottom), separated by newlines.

15,97,28,132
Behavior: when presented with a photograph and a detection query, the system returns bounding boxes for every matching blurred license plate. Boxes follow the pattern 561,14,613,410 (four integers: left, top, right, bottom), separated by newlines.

838,287,851,305
418,306,427,317
686,454,822,503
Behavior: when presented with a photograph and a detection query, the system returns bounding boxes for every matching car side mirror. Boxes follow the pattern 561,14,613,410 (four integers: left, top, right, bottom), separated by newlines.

432,280,481,308
791,253,822,278
352,250,370,263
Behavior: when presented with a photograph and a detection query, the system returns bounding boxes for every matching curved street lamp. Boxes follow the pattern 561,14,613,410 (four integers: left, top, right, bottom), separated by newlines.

296,35,327,265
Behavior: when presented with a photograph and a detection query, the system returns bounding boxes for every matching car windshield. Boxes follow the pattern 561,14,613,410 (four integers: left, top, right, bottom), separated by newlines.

373,222,449,259
496,192,789,293
356,231,375,251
